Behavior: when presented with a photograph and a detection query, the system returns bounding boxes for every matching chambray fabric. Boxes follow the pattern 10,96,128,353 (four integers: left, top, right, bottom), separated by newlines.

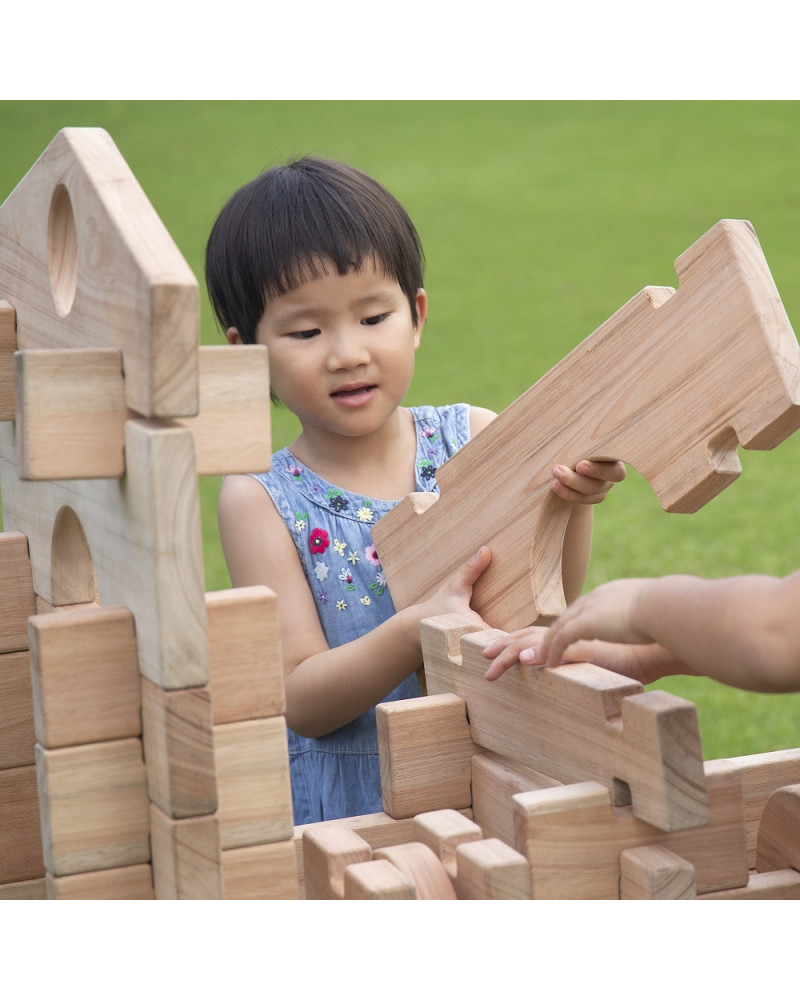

251,403,472,823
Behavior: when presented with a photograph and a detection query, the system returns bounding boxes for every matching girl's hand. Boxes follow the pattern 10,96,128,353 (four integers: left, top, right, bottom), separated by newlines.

550,459,626,504
417,545,493,627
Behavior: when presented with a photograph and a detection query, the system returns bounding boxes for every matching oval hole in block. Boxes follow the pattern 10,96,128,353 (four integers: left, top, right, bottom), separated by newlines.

48,185,78,317
51,506,98,605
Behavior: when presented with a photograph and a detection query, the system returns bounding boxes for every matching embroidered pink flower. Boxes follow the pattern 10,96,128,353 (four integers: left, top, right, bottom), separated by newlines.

309,528,330,555
364,544,381,567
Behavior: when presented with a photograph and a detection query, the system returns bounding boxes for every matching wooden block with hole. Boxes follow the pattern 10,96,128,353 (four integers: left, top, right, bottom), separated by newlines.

421,615,708,833
377,692,478,818
756,783,800,874
28,605,140,748
149,804,223,900
372,843,456,899
206,586,285,724
726,748,800,868
0,531,37,654
619,844,696,899
35,737,150,876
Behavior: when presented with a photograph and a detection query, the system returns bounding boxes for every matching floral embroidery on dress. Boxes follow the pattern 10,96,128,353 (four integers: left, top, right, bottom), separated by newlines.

356,501,374,523
336,599,347,611
364,544,380,566
326,489,349,512
339,568,355,591
295,512,309,532
360,596,371,606
309,527,330,555
314,562,329,581
332,538,347,557
289,464,304,481
369,571,388,597
418,459,437,482
347,550,360,566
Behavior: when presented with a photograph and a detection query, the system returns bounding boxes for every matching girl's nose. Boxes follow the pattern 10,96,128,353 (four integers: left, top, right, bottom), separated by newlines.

328,328,370,370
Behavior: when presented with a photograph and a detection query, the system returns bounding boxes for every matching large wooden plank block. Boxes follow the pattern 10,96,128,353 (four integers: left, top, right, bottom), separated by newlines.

0,300,16,421
422,615,708,832
0,650,35,768
206,586,285,724
725,748,800,868
756,783,800,874
35,737,150,876
149,804,223,900
46,864,154,900
373,220,800,629
0,128,198,419
0,764,45,884
222,840,298,900
28,605,140,748
0,531,37,654
513,760,748,899
471,751,562,848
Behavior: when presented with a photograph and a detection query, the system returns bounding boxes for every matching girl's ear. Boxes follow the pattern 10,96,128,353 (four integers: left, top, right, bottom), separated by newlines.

226,327,243,345
414,289,428,346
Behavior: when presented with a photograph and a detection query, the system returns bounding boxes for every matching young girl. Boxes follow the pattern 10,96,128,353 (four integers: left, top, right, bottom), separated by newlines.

205,157,625,823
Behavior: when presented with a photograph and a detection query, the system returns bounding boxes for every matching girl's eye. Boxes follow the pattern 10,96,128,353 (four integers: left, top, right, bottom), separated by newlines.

361,313,388,327
289,328,320,340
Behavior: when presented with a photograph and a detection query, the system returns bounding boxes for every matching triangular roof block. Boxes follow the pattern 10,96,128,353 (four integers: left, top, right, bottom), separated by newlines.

0,128,198,418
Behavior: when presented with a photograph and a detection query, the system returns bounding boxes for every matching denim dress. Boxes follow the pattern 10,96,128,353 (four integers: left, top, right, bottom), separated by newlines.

251,403,472,824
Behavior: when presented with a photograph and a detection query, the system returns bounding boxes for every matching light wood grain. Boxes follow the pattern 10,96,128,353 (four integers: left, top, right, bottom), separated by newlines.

0,651,35,769
0,300,16,421
303,824,372,899
453,838,532,900
756,783,800,873
373,843,457,899
46,863,154,900
619,844,696,899
343,859,417,899
222,840,298,900
0,531,37,654
724,748,800,868
0,764,45,884
149,804,223,900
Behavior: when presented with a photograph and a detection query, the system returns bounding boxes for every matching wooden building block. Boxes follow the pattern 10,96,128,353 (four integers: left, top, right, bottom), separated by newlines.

699,869,800,900
0,650,35,768
373,220,800,630
0,878,47,900
28,605,140,748
372,843,457,899
222,840,298,900
453,838,532,900
149,804,223,900
412,810,483,878
0,764,45,884
206,586,285,724
377,692,478,818
471,751,562,848
725,748,800,868
619,844,696,899
513,760,748,899
344,860,417,899
756,783,800,874
0,300,16,421
214,717,293,850
140,678,217,819
14,348,126,479
422,615,708,833
0,128,198,419
35,737,150,876
46,864,154,900
303,824,373,900
0,531,37,654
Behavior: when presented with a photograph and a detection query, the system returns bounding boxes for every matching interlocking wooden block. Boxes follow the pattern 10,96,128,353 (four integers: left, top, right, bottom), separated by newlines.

756,783,800,874
0,531,37,654
0,764,45,884
619,844,696,900
372,843,457,899
699,869,800,900
46,863,155,900
471,751,562,848
28,605,140,748
726,748,800,868
422,615,708,833
35,737,150,876
453,838,532,900
140,678,217,818
222,840,298,900
373,220,800,630
343,859,417,899
377,692,478,818
303,824,373,900
411,810,483,878
149,804,223,900
0,650,35,768
214,717,293,850
206,586,285,724
0,300,16,420
513,759,748,899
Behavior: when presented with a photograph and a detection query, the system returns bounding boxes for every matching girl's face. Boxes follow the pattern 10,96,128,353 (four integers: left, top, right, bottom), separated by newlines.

248,260,427,442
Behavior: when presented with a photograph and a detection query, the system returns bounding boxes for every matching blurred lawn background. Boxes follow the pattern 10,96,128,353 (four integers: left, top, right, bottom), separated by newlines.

2,100,799,761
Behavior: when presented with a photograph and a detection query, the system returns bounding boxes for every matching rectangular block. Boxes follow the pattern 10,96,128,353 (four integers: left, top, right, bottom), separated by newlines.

303,825,373,900
471,750,562,848
0,300,15,421
141,677,217,818
725,748,800,868
0,532,37,654
149,804,223,900
29,605,141,748
453,838,532,900
0,650,35,768
206,586,284,724
214,717,293,849
0,764,45,883
700,869,800,900
46,864,155,899
412,810,483,878
0,877,47,899
619,844,696,899
36,737,151,876
222,841,298,900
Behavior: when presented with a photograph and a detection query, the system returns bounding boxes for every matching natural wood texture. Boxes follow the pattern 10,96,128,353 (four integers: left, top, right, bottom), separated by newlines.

699,869,800,900
421,615,708,833
0,877,47,900
0,764,45,884
756,783,800,873
374,220,800,630
46,863,155,900
343,859,417,899
0,128,198,419
0,531,37,654
15,348,127,479
303,824,373,899
453,838,532,900
412,809,484,878
0,419,208,689
222,840,299,900
35,737,151,876
377,692,478,818
0,301,16,421
213,717,293,850
512,760,748,899
619,844,696,900
149,804,223,900
471,751,562,848
0,651,35,768
28,605,140,748
372,843,457,899
725,748,800,868
140,678,217,819
206,586,285,725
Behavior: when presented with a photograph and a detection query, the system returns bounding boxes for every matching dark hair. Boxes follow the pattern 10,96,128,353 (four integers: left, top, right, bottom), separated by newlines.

205,157,425,345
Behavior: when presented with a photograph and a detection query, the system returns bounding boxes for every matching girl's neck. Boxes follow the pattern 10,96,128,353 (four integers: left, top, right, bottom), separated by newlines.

288,407,419,501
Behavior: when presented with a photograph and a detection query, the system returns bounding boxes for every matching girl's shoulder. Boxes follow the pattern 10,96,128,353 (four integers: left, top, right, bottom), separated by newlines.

408,403,472,457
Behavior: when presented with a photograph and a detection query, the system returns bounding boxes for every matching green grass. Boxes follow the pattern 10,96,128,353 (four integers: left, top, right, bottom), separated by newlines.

2,100,799,761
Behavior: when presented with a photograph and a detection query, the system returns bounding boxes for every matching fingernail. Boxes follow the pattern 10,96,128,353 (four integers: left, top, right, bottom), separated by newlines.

519,648,537,663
